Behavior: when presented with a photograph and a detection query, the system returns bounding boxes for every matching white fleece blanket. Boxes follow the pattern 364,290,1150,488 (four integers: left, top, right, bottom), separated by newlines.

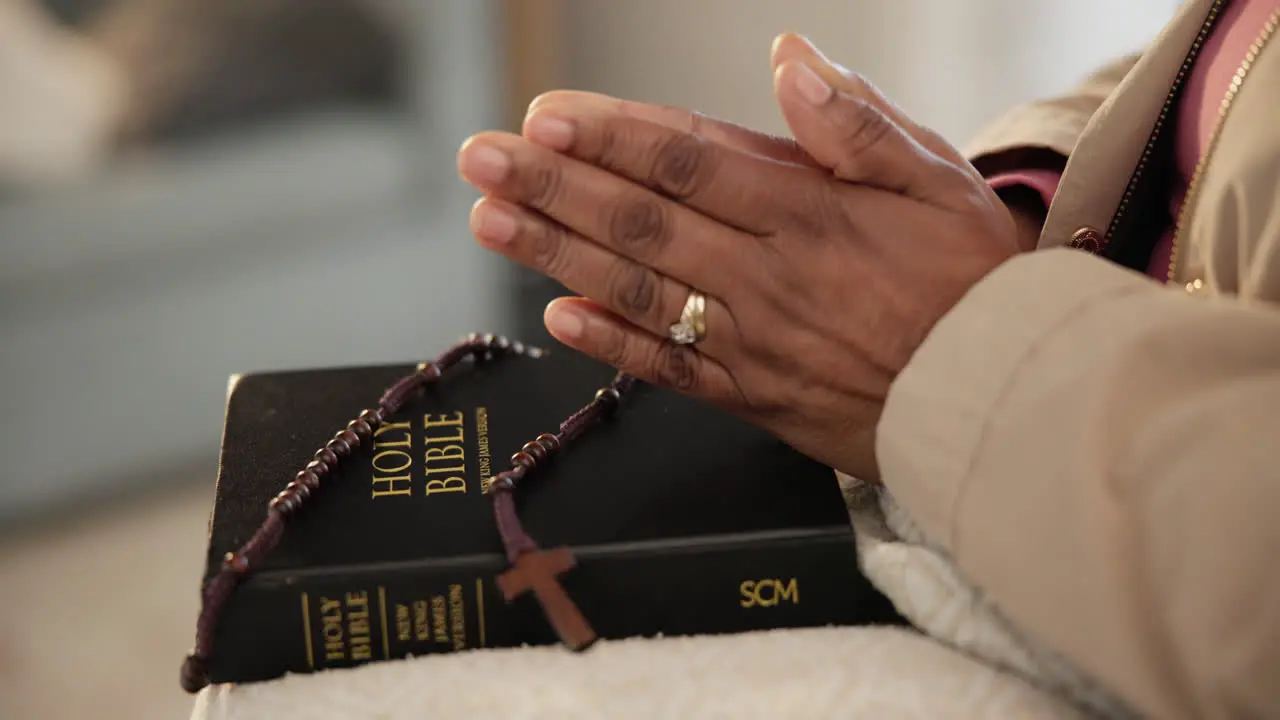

190,480,1127,719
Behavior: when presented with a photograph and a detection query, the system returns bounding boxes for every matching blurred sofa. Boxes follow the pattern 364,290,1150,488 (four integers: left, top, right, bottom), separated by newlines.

0,0,516,524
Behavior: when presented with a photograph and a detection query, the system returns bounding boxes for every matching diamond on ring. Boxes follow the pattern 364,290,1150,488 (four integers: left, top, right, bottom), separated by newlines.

669,322,698,345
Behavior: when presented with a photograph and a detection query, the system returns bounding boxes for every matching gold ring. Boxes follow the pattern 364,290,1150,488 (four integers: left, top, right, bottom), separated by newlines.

668,290,707,345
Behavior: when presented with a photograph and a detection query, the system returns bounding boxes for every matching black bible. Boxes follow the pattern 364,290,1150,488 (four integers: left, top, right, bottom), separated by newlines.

198,349,903,684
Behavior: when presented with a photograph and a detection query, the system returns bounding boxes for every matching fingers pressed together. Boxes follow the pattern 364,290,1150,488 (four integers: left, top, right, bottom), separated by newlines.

457,107,774,400
454,32,964,408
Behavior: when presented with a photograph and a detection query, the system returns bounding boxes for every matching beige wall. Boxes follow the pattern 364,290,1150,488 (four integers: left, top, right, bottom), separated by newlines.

560,0,1178,146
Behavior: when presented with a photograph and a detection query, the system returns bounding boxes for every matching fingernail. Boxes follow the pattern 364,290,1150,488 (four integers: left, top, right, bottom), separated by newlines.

793,62,833,105
773,32,822,61
795,36,851,77
524,113,575,151
544,303,585,340
770,32,793,57
458,141,510,185
471,199,517,245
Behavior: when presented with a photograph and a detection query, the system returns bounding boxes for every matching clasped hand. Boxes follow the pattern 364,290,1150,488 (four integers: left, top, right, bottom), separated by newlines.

458,35,1020,482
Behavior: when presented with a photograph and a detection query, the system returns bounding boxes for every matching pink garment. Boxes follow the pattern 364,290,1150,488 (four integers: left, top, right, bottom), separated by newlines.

988,0,1279,281
988,169,1062,210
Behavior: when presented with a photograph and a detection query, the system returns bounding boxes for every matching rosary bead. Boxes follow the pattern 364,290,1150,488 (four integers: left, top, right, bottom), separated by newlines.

181,654,210,694
594,387,621,410
359,408,384,428
490,472,515,492
305,459,330,477
522,441,547,463
325,438,350,458
416,363,442,381
314,447,339,468
535,433,560,454
295,470,320,489
268,491,299,514
439,345,470,369
347,418,373,441
511,451,536,469
495,336,512,350
286,478,312,501
482,333,496,346
337,429,360,450
269,490,288,509
222,552,250,574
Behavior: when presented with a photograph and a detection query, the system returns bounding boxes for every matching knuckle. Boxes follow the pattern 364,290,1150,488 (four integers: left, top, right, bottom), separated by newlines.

530,221,572,277
598,325,633,369
607,196,670,256
835,99,893,159
605,259,660,321
650,132,710,199
519,160,565,212
651,342,700,392
588,121,625,169
837,71,887,111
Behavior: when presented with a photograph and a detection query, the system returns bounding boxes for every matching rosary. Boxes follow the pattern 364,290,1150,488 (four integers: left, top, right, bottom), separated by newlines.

180,332,634,693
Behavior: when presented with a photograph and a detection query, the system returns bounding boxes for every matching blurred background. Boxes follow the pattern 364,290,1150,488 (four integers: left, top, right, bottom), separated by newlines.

0,0,1176,717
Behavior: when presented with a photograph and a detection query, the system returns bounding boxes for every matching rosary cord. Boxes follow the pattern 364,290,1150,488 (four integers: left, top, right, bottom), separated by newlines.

487,371,634,563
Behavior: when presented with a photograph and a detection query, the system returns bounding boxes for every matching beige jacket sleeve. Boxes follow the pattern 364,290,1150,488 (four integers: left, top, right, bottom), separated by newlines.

876,55,1280,720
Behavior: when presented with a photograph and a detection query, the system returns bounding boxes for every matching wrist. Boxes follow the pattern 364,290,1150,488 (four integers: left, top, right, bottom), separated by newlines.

997,184,1049,252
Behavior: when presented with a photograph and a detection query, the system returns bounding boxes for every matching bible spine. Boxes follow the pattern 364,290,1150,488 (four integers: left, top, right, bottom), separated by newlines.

207,528,896,684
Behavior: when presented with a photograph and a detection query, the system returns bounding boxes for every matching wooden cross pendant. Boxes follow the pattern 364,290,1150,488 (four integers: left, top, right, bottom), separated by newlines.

496,547,597,651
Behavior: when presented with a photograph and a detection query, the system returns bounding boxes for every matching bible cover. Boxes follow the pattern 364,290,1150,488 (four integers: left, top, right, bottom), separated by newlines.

201,349,903,684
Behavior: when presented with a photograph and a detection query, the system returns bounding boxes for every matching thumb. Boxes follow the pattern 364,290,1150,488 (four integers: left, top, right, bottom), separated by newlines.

774,60,960,203
769,33,975,176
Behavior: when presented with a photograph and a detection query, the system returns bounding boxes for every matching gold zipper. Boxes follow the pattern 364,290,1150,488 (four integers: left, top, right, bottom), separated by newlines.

1168,7,1280,290
1100,0,1228,255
